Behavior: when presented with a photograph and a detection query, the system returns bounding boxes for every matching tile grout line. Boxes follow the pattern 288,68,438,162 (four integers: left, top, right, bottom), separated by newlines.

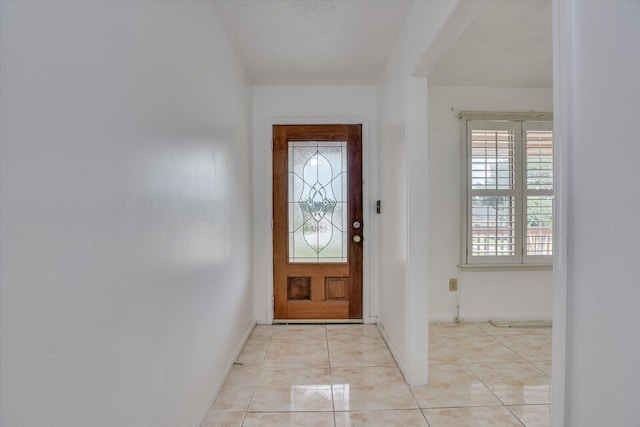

486,333,554,384
503,405,527,426
208,323,550,426
527,360,552,378
492,333,551,363
324,326,340,427
436,325,522,406
407,382,432,426
464,365,526,426
462,327,549,426
434,327,534,366
241,331,271,422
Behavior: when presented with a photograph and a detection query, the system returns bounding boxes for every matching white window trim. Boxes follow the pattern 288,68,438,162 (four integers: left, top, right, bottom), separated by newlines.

459,111,553,270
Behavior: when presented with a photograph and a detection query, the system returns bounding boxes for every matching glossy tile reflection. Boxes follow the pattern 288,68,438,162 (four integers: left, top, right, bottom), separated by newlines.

410,364,501,408
250,366,333,412
249,383,333,412
468,362,552,405
202,322,552,426
331,366,418,411
508,404,552,427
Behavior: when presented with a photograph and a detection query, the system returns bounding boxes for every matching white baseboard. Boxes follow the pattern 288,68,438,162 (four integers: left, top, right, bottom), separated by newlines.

193,320,256,427
429,312,552,323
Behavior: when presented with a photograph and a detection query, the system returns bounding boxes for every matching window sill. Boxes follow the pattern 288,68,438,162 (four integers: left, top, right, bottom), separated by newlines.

458,263,552,272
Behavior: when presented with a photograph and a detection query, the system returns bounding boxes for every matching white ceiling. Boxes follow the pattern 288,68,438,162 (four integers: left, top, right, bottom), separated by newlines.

213,0,412,85
428,0,552,87
214,0,552,88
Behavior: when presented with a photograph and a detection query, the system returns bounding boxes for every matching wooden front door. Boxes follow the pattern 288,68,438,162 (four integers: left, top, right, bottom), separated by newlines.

273,124,363,321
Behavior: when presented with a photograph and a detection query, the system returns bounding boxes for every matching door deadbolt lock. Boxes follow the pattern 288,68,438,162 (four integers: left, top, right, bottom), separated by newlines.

353,221,361,229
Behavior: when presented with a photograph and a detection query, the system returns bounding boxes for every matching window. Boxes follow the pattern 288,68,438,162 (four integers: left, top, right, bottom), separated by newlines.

461,112,553,268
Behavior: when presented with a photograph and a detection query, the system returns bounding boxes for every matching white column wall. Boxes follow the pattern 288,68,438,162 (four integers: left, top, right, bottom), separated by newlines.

554,1,640,425
0,3,253,426
376,0,459,384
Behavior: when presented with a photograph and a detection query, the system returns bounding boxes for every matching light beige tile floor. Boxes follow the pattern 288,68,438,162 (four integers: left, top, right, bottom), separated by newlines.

202,322,551,427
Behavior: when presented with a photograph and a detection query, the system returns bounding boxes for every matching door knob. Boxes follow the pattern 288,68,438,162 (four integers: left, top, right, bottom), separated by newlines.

353,235,362,243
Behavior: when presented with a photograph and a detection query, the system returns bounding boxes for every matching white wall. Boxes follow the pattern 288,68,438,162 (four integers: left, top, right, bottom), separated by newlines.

251,85,378,324
427,86,553,322
376,0,459,384
0,3,253,426
555,1,640,425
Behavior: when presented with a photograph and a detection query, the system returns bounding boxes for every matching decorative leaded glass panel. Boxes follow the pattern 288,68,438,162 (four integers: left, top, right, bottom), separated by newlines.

288,141,347,263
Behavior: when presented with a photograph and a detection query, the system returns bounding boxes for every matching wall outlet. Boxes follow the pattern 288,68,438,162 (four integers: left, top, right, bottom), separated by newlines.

449,278,458,292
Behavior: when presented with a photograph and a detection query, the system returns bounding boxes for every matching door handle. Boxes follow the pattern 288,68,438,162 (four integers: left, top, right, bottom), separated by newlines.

353,235,362,243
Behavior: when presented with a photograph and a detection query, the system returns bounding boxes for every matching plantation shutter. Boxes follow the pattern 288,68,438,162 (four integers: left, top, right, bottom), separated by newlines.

523,121,553,263
467,121,521,264
462,115,553,267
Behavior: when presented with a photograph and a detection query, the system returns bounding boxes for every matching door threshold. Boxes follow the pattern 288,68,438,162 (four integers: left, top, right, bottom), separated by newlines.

273,319,363,324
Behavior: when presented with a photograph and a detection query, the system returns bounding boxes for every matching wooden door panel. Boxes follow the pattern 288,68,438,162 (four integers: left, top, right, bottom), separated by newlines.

273,124,362,320
286,302,349,319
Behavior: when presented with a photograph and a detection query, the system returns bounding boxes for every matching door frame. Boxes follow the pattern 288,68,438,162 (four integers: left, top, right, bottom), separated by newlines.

272,124,363,321
259,117,375,325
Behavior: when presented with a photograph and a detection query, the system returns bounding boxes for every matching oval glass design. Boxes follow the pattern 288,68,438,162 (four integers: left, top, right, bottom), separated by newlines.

288,141,347,263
